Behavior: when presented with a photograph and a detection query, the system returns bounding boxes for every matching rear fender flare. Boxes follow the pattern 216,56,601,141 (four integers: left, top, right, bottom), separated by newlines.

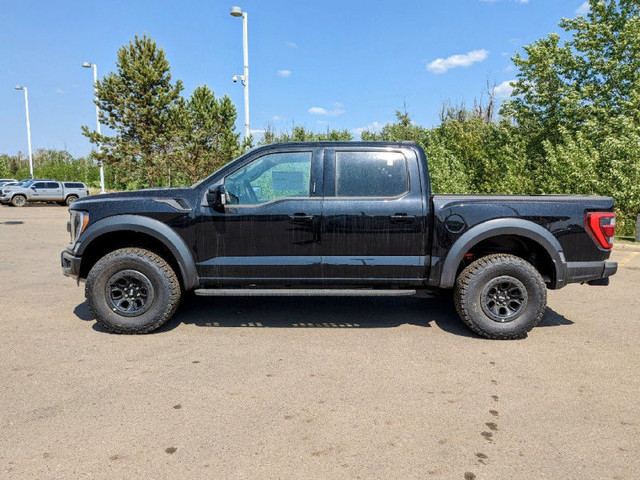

439,218,566,289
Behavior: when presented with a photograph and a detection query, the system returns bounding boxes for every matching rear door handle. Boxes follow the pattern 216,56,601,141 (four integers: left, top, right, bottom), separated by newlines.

289,213,313,223
389,213,415,224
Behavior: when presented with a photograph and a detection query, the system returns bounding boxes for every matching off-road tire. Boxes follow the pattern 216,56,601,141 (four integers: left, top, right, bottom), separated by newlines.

11,195,26,207
85,248,181,334
65,195,78,206
453,254,547,340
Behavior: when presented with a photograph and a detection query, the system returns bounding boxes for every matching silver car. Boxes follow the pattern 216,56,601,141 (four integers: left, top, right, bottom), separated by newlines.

0,180,89,207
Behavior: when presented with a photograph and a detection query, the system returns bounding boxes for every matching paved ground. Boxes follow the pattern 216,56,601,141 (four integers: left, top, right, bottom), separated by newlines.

1,205,639,480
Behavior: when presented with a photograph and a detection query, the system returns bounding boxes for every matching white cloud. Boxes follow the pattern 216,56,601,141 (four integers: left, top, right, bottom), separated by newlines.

576,1,590,15
308,102,345,117
427,49,489,74
271,115,282,121
285,41,297,48
54,87,65,94
250,129,266,136
352,121,383,138
493,80,515,98
276,69,291,78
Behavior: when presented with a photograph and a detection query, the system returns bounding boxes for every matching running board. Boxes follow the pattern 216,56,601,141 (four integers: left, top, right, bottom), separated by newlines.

194,288,417,297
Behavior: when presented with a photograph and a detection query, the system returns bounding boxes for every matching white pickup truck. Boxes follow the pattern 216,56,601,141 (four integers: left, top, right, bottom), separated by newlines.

0,180,89,207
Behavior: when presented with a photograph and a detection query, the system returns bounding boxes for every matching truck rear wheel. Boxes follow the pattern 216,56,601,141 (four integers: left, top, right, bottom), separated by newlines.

453,254,547,339
65,195,78,206
85,248,181,334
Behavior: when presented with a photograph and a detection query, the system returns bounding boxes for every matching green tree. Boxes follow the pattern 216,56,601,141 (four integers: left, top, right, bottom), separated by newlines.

82,34,183,187
169,85,246,184
502,0,640,233
259,125,352,144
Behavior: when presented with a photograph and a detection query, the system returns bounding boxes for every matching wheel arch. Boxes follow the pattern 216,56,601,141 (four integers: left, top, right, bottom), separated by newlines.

439,218,567,289
76,215,199,290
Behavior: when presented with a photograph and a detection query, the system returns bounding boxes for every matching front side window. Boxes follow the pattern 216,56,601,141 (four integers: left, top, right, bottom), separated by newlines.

225,151,312,205
335,151,408,197
33,182,46,189
46,182,60,189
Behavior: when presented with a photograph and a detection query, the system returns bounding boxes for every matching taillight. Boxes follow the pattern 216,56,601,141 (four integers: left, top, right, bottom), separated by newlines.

585,212,616,249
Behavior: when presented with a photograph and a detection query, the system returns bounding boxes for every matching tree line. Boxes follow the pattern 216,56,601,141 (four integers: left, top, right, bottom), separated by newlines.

1,0,638,234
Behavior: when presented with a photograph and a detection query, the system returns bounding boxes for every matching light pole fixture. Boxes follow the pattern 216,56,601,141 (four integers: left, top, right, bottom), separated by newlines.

82,61,105,193
230,6,250,139
14,85,34,179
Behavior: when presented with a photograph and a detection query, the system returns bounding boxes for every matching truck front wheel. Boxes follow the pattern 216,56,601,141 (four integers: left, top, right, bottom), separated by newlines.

11,195,26,207
453,254,547,339
85,248,181,334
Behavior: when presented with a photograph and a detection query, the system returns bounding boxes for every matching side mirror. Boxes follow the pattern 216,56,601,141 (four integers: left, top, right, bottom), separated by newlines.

30,186,36,190
207,185,226,212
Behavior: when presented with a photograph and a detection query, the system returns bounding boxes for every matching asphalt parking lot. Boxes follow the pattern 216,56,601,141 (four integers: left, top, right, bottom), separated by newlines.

1,205,639,480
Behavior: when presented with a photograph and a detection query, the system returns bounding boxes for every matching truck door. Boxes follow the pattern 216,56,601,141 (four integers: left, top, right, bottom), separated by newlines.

29,182,47,200
321,147,428,284
45,182,63,201
196,147,324,285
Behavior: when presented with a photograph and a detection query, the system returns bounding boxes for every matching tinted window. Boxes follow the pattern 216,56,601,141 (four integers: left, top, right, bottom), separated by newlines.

65,182,84,188
225,151,312,205
33,182,46,189
46,182,60,189
336,151,408,197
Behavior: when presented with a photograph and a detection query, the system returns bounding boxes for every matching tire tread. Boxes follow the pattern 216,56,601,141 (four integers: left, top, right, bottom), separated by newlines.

85,247,181,334
453,254,547,340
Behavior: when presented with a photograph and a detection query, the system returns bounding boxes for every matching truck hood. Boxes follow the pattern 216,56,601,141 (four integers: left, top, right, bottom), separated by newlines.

70,187,198,217
86,187,193,201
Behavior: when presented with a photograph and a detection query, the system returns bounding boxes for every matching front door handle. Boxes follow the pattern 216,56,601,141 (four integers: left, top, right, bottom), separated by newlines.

389,213,415,224
289,213,313,223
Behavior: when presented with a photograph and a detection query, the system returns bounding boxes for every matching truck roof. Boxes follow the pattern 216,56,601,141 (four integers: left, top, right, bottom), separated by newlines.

258,141,420,148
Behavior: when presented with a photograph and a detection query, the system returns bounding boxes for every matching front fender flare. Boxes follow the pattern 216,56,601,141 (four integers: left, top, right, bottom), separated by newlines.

438,218,567,289
75,214,199,290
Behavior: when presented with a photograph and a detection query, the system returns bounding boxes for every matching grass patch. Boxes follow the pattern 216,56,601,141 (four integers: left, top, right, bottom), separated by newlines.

614,236,637,245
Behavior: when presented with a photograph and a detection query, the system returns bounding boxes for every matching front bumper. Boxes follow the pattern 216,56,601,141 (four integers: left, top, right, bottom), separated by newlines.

564,261,618,286
61,249,81,280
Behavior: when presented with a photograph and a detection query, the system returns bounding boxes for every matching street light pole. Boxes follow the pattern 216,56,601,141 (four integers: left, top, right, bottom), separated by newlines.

82,61,105,193
231,6,250,139
14,85,34,179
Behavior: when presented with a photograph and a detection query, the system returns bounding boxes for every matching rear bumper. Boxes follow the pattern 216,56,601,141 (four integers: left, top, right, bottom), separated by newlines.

61,250,81,280
564,261,617,285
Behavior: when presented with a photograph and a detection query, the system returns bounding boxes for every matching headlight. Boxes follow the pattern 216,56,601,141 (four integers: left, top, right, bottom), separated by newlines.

69,210,89,245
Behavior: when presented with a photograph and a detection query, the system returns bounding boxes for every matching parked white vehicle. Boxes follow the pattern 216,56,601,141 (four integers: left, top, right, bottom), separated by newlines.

0,180,89,207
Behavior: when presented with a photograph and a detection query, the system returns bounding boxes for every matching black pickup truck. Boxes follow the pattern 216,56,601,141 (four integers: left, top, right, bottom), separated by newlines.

61,142,617,339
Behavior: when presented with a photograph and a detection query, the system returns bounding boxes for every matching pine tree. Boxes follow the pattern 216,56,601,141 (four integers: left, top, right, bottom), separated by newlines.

169,85,245,184
82,34,183,187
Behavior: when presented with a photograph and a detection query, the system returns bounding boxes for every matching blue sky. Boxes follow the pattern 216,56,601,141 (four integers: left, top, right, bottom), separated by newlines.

1,0,589,157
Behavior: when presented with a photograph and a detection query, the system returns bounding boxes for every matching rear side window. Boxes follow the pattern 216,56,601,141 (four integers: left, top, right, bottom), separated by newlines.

65,182,84,188
335,151,408,197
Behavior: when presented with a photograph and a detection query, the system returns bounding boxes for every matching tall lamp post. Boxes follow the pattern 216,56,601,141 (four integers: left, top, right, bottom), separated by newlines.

230,6,250,139
82,61,105,193
14,85,34,179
